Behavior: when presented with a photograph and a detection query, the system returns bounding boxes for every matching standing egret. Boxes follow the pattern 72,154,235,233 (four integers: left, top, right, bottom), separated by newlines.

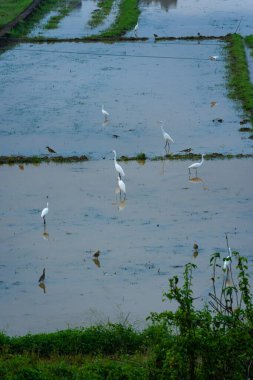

112,150,125,178
134,21,139,36
118,175,126,199
41,201,49,225
102,104,109,121
160,122,174,152
188,154,205,174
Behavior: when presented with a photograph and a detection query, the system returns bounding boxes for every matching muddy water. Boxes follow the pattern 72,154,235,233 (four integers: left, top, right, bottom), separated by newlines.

0,159,252,335
0,41,252,158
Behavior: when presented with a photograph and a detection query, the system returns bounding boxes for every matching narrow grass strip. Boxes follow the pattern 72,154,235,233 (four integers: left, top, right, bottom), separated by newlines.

44,0,81,30
88,0,115,29
226,34,253,128
98,0,140,38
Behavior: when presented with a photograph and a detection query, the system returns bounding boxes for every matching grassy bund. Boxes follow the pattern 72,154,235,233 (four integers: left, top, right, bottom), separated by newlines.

0,252,253,379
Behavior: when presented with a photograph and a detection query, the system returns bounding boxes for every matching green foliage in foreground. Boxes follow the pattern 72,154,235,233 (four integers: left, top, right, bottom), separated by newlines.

226,34,253,127
0,0,33,28
0,251,252,379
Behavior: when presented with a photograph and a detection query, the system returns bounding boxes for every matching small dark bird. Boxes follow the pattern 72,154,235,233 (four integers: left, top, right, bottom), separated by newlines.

193,241,199,250
93,250,100,258
38,268,45,283
46,146,57,154
154,34,158,38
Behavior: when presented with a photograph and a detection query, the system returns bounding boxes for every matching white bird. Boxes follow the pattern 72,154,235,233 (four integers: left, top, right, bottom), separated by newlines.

102,104,109,121
223,246,232,271
112,150,125,178
117,175,126,199
134,21,138,36
209,55,219,60
160,123,174,152
188,154,205,174
41,202,49,225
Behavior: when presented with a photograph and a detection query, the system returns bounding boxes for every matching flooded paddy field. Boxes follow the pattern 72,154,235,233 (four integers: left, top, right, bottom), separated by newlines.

0,159,253,336
137,0,253,38
26,0,253,38
0,41,252,158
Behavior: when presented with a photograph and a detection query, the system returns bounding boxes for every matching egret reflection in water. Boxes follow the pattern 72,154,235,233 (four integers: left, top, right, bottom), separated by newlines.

189,175,208,190
141,0,177,12
42,224,49,240
118,199,127,211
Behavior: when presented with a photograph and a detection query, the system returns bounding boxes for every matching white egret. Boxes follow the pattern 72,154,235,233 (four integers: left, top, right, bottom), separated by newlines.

102,104,109,121
38,268,45,283
118,175,126,199
41,201,49,225
223,247,232,271
134,21,138,36
112,150,125,178
188,154,205,174
160,123,174,152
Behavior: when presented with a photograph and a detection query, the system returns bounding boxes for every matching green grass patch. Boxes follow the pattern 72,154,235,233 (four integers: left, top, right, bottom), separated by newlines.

97,0,140,38
44,0,81,30
226,34,253,128
0,0,33,29
88,0,114,29
245,34,253,55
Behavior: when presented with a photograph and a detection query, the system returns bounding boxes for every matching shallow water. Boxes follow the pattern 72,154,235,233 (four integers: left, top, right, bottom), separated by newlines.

0,160,253,335
0,41,251,158
29,0,119,38
134,0,253,37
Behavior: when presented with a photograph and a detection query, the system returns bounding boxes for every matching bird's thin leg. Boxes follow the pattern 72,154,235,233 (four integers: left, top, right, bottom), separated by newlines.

43,217,46,225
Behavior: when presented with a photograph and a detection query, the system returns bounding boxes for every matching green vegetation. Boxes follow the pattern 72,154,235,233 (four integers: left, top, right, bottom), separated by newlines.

98,0,140,38
0,0,33,28
226,34,253,128
7,0,60,37
1,153,253,165
245,34,253,55
44,0,81,30
0,251,252,379
88,0,114,29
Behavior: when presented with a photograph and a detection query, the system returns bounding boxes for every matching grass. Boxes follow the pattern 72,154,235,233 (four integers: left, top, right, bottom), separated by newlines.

44,0,81,30
0,0,33,28
88,0,115,29
7,0,61,37
226,34,253,128
1,152,253,165
97,0,140,38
